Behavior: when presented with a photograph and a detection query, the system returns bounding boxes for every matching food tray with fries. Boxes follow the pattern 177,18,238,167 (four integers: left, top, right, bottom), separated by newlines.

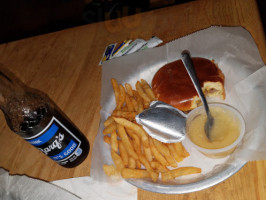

103,78,201,182
90,26,266,194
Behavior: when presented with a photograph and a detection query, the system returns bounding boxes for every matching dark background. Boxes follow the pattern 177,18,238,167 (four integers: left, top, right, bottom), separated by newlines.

0,0,265,44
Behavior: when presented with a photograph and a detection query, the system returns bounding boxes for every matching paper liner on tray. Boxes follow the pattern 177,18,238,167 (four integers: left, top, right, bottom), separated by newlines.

91,26,266,187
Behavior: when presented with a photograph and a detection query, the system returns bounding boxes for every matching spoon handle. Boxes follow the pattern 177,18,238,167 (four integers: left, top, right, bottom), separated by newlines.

181,51,211,115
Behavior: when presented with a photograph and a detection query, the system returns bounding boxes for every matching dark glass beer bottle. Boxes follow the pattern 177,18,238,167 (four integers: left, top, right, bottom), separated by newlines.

0,69,89,168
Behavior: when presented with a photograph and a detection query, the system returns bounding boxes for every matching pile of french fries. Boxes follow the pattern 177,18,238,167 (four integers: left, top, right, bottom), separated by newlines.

102,78,201,182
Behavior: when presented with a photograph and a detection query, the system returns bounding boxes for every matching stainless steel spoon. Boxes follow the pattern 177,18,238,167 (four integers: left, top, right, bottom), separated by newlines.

181,51,214,140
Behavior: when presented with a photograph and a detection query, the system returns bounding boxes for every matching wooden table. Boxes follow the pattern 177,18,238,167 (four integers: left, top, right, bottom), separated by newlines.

0,0,265,199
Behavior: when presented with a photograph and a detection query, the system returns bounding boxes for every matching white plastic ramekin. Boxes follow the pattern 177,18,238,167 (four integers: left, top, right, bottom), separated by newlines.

186,103,245,158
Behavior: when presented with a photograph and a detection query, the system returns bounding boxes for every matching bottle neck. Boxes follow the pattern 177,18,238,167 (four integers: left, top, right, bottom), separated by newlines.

0,70,25,109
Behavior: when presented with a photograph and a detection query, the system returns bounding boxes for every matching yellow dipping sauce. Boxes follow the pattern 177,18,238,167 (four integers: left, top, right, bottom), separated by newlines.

188,107,241,149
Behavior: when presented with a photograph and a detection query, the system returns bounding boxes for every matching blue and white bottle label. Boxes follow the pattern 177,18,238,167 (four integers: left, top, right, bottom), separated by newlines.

24,117,82,165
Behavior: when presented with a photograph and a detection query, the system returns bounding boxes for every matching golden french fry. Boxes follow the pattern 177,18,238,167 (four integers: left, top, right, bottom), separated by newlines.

130,96,138,112
162,151,177,168
136,159,141,169
117,124,138,160
152,139,169,154
152,139,177,168
121,168,150,179
140,79,156,101
121,168,158,182
103,164,120,177
118,140,129,167
111,150,125,173
113,117,149,147
137,153,152,171
143,146,153,162
182,143,190,157
125,94,134,112
128,157,136,169
103,135,111,144
150,161,169,173
137,98,144,114
157,164,169,173
167,143,184,162
143,99,150,109
132,138,142,155
111,131,118,152
125,83,134,97
112,110,137,121
111,78,120,106
117,84,126,110
126,128,142,155
103,122,117,135
104,116,115,127
136,81,150,102
174,142,190,157
149,138,168,166
121,105,128,111
133,90,144,114
133,90,139,98
148,170,159,182
114,117,140,138
161,167,202,182
150,161,157,169
126,127,137,138
133,91,144,114
173,142,183,154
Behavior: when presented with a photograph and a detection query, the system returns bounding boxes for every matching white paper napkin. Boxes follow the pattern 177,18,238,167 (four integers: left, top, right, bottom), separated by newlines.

0,168,137,200
52,177,137,200
0,168,79,200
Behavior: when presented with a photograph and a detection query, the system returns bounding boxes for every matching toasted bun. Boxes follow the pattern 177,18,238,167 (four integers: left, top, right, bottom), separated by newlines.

152,58,225,111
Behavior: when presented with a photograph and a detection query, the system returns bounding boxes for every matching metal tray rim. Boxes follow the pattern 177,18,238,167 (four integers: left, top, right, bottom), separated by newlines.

126,161,246,194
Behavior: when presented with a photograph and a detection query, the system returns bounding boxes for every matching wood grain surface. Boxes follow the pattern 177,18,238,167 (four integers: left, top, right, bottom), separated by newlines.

0,0,265,199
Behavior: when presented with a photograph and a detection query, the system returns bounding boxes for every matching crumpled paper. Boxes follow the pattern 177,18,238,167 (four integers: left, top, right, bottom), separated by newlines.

91,26,266,188
0,168,79,200
0,167,137,200
233,65,266,160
